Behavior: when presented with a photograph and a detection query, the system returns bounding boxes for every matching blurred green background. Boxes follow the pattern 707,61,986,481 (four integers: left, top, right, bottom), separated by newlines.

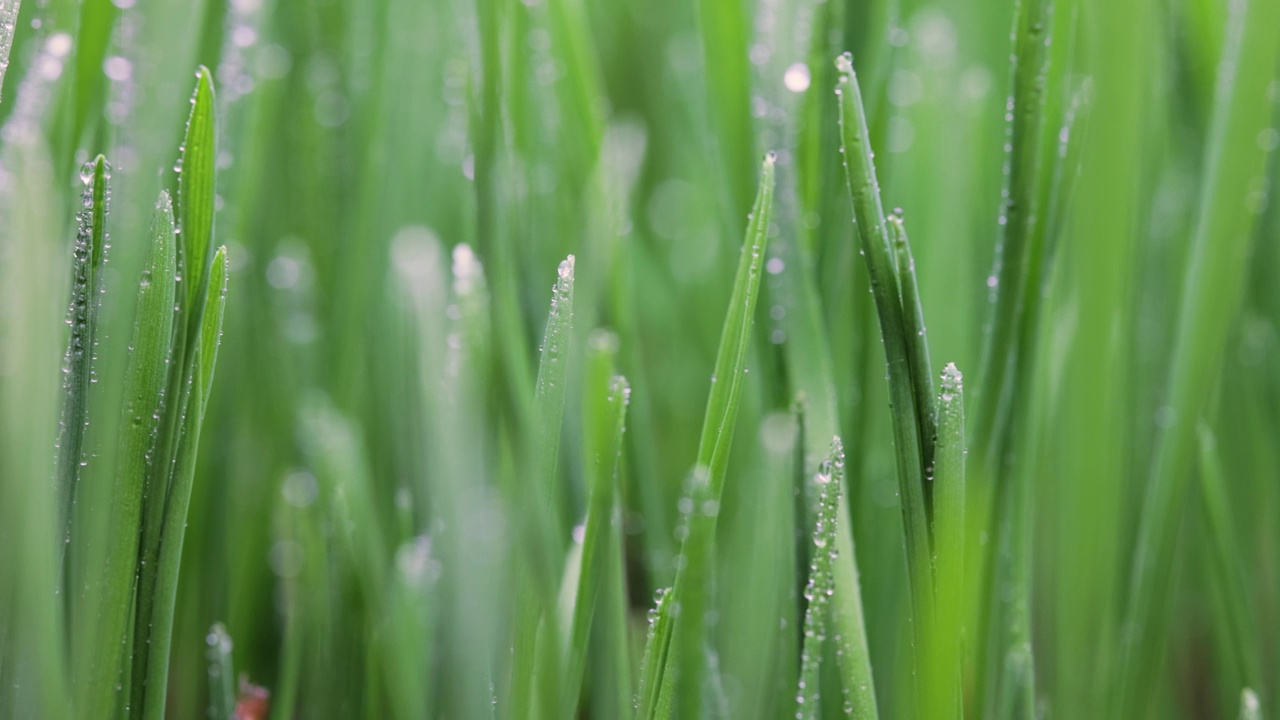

1,0,1278,717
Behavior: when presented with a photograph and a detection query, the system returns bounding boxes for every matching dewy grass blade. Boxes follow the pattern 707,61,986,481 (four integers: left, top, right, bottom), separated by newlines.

79,190,176,720
137,246,228,720
662,152,774,719
177,66,217,321
564,332,628,716
533,254,576,563
0,0,20,102
206,623,235,720
931,364,966,720
835,51,935,698
888,213,937,494
1119,0,1280,711
636,587,675,719
56,154,110,573
795,437,845,720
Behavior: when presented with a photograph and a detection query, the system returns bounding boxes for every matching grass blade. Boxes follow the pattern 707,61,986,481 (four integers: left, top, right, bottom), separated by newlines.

1239,689,1261,720
661,152,775,719
636,587,675,719
930,364,966,720
564,331,629,715
0,0,19,102
177,66,217,320
206,623,235,720
835,52,935,705
888,213,936,498
78,190,176,720
56,154,110,576
795,437,845,720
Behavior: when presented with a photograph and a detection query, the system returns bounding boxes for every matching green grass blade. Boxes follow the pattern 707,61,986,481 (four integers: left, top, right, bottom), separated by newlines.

205,623,234,720
930,364,966,720
1119,0,1280,711
78,190,176,720
835,52,935,704
888,213,936,495
533,254,576,562
796,437,845,720
564,331,628,715
136,246,227,720
0,0,19,102
177,65,217,321
1239,689,1261,720
663,152,775,719
637,587,675,719
56,153,110,574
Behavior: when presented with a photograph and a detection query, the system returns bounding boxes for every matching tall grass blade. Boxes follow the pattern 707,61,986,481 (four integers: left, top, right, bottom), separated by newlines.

931,364,966,720
662,152,775,718
1119,0,1280,711
888,213,936,496
206,623,234,720
835,52,935,705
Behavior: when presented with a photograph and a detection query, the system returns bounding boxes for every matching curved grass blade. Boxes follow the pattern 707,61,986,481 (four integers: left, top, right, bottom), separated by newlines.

660,152,775,719
78,190,176,720
835,52,935,702
636,587,675,719
136,246,228,720
56,154,110,573
888,212,937,496
1119,0,1280,711
930,364,966,720
177,66,217,320
795,437,845,720
564,332,628,715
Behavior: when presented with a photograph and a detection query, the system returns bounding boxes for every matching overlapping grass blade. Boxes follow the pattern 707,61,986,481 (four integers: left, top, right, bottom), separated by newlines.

564,330,628,716
1119,0,1280,711
834,52,934,705
654,152,774,719
887,213,936,496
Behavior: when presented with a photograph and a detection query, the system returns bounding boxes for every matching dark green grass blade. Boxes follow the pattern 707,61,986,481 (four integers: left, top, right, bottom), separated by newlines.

136,246,227,720
660,153,775,719
56,153,110,574
888,213,936,497
795,437,846,720
835,52,935,705
1119,0,1280,711
930,364,966,720
77,190,176,720
564,331,628,715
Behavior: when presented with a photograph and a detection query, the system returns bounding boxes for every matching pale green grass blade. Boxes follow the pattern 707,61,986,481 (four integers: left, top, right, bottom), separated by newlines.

1120,0,1280,711
177,66,217,319
637,587,675,720
1239,689,1261,720
55,153,110,573
662,152,775,719
205,623,234,720
835,53,934,706
564,331,628,715
930,364,965,720
0,0,18,102
795,437,845,720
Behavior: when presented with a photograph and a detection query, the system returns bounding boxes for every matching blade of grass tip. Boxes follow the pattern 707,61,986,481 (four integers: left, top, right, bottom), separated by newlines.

56,154,110,583
177,66,217,325
795,437,846,720
206,623,235,720
1239,689,1261,720
888,212,937,502
637,587,675,719
662,152,775,720
138,246,228,720
534,254,576,565
1120,0,1280,711
930,364,966,720
1196,423,1261,694
835,51,935,698
564,331,628,716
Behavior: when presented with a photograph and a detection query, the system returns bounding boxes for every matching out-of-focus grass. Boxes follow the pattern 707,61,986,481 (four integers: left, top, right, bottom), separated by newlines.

1,0,1279,718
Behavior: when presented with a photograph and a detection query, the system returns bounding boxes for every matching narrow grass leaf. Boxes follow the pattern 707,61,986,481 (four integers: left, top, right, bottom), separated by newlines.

0,0,19,101
796,437,845,720
663,152,775,719
206,623,235,720
565,331,628,714
636,587,675,720
177,66,217,318
835,52,935,701
888,213,937,494
56,154,110,568
931,363,966,720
